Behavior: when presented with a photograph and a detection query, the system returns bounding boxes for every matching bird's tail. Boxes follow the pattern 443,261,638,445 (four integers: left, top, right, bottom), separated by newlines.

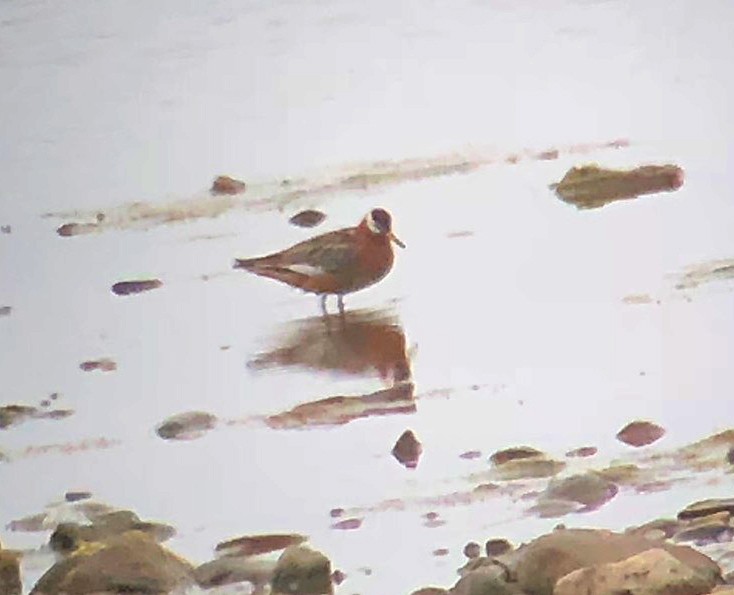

233,257,259,271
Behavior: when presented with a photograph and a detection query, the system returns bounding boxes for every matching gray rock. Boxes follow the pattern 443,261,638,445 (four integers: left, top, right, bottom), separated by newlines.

674,511,733,545
554,548,716,595
156,411,217,440
31,531,193,594
541,472,618,511
270,545,333,595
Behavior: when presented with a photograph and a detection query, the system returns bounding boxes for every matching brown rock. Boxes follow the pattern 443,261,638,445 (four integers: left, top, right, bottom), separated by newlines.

56,222,99,237
626,518,681,540
565,446,597,458
331,518,362,530
489,446,544,466
492,457,566,481
111,279,163,296
215,533,307,558
270,545,333,595
195,556,276,589
464,542,481,559
486,539,513,557
554,548,716,595
540,472,618,511
450,565,522,595
31,531,193,594
392,429,422,469
551,164,684,209
0,550,22,595
512,528,721,595
727,446,734,465
411,588,449,595
289,210,326,228
79,358,117,372
156,411,217,440
616,420,666,447
679,498,734,520
673,511,733,545
211,175,246,195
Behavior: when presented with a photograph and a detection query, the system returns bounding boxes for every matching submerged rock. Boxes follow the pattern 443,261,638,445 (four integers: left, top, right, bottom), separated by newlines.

565,446,597,458
0,404,73,429
31,531,193,595
215,533,307,558
489,446,544,466
392,429,423,469
489,448,565,481
79,358,117,372
0,306,11,317
270,545,333,595
156,411,217,440
211,175,246,195
195,556,276,589
551,163,684,209
289,209,327,228
554,548,716,595
538,471,618,512
111,279,163,296
616,420,666,447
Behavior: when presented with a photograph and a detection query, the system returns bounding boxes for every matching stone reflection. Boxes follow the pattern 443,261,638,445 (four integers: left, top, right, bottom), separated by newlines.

249,308,415,429
249,308,412,385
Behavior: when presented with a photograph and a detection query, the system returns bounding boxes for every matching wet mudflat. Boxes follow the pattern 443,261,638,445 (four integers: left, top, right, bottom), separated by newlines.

2,0,734,593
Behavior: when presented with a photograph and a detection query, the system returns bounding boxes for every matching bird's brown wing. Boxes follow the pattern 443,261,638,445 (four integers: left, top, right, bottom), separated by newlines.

270,229,360,274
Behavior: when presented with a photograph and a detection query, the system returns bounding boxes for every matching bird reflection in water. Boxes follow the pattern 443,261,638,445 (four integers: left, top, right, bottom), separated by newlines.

248,308,415,429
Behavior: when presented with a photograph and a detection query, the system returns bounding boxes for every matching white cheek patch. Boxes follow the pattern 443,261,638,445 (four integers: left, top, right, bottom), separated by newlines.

365,213,381,234
285,264,326,276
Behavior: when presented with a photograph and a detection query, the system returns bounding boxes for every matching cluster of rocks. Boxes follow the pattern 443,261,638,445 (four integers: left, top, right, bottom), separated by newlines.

412,498,734,595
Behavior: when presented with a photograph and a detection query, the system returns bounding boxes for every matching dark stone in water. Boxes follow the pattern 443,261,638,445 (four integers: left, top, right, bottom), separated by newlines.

616,420,666,447
65,491,92,503
211,175,246,195
727,446,734,465
565,446,597,458
156,411,217,441
79,358,117,372
289,209,327,228
463,542,481,559
0,306,11,317
489,446,544,466
392,429,422,469
215,533,307,557
111,279,163,296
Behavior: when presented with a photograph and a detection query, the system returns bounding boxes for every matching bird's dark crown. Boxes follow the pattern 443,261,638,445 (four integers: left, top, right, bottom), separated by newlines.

368,208,392,234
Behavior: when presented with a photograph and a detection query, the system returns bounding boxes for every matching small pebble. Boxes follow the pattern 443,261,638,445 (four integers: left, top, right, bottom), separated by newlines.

463,542,481,559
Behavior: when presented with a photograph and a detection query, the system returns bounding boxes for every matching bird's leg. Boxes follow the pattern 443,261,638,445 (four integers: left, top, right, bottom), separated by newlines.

337,295,345,316
319,294,328,317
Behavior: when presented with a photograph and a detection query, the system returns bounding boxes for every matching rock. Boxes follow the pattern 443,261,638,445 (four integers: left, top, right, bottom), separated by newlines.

79,359,117,372
1,225,11,234
412,588,449,595
460,450,482,460
526,499,583,519
565,446,597,458
489,446,544,466
550,164,684,209
626,518,681,540
331,518,362,530
31,531,194,594
450,564,522,595
392,430,423,469
0,550,22,595
289,210,327,228
596,463,644,485
56,222,99,237
464,542,482,559
554,548,716,595
0,306,11,317
511,528,721,595
49,511,175,553
673,511,733,545
331,569,346,585
485,539,513,557
727,447,734,465
156,411,217,440
211,175,246,195
195,556,276,589
539,472,618,511
64,492,92,503
0,405,73,429
616,420,666,447
679,498,734,520
433,548,450,557
492,456,566,481
270,545,333,595
215,533,307,558
111,279,163,296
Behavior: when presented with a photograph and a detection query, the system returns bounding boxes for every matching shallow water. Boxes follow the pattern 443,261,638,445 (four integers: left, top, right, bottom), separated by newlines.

2,0,734,593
